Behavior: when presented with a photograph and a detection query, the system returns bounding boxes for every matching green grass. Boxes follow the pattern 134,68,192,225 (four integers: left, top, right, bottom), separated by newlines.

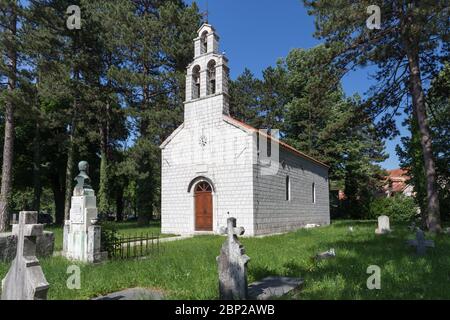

44,225,64,251
1,220,450,300
109,221,170,237
44,221,173,252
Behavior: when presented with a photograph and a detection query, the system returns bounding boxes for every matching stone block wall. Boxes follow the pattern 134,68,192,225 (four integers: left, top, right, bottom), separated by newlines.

0,231,55,262
253,147,330,235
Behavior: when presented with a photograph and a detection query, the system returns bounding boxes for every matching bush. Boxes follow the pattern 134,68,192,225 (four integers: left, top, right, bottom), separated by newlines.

369,195,419,222
99,221,119,256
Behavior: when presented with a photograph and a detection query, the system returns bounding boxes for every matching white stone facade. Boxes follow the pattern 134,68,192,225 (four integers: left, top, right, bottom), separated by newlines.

160,23,330,236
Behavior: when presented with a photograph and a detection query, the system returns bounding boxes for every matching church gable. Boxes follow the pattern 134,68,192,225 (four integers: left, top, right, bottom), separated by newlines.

160,123,184,149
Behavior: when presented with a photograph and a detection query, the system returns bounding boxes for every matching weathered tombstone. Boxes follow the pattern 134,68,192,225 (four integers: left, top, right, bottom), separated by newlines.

375,215,391,234
63,161,105,263
217,217,250,300
0,231,54,262
248,276,303,300
93,287,165,300
1,211,49,300
315,248,336,261
407,229,435,255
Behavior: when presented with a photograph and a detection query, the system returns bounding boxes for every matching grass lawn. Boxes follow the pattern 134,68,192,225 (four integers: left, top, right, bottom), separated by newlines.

1,220,450,300
45,221,172,252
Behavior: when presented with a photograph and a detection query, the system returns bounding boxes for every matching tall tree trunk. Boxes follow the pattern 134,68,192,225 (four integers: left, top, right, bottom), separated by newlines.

410,108,428,229
32,122,42,212
98,100,110,215
406,50,441,232
115,187,124,222
64,99,77,221
0,5,17,232
51,172,65,225
136,65,152,226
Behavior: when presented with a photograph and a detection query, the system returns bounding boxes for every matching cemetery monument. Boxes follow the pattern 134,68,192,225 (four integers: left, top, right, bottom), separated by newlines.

375,215,391,235
1,211,49,300
63,161,105,263
407,229,435,255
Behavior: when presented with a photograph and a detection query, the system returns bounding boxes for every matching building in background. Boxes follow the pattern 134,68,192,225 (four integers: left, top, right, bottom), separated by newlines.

384,169,414,197
160,23,330,236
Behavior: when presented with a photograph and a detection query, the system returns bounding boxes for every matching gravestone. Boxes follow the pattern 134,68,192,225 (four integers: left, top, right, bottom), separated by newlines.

407,229,435,255
63,161,105,263
375,215,391,234
0,231,54,262
248,276,303,300
217,217,250,300
315,248,336,261
1,211,49,300
93,288,165,300
305,224,320,229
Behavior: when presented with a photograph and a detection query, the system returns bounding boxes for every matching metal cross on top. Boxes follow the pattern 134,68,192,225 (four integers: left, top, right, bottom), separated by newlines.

1,211,49,300
201,0,209,23
407,229,435,255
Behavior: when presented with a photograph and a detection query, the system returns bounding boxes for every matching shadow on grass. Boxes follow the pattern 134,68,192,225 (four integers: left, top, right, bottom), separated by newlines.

248,223,450,300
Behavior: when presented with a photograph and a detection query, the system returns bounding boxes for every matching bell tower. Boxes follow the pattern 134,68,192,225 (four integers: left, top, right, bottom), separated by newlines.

184,23,230,124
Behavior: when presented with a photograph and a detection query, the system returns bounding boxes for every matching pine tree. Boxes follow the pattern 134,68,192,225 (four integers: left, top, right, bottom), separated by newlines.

112,0,201,225
302,0,448,231
0,0,22,231
229,68,262,127
398,63,450,223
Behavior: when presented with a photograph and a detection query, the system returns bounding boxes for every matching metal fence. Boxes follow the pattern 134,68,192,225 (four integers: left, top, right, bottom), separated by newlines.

106,233,161,260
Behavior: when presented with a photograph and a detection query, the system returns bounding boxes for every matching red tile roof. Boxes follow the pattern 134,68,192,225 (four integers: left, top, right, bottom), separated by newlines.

384,168,411,194
388,168,408,179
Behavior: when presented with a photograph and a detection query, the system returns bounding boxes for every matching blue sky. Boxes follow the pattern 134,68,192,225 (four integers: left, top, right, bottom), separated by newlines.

187,0,409,170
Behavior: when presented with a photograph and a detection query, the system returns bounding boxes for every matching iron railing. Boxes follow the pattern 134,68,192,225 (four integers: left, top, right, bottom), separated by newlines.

106,233,161,260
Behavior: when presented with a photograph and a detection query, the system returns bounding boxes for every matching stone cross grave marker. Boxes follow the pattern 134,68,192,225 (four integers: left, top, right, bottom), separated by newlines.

375,215,391,234
407,229,435,255
1,211,49,300
217,217,250,300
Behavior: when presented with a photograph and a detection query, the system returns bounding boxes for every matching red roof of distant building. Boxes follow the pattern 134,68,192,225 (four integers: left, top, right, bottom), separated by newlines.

385,168,411,193
388,168,408,179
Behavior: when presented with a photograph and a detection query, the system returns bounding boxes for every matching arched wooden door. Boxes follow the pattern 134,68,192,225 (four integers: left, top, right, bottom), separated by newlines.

194,181,213,231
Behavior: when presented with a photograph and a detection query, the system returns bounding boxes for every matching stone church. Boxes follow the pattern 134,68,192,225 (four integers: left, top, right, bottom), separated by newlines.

160,23,330,236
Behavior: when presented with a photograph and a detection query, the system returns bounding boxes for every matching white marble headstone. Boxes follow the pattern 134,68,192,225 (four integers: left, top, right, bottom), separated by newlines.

375,215,391,234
